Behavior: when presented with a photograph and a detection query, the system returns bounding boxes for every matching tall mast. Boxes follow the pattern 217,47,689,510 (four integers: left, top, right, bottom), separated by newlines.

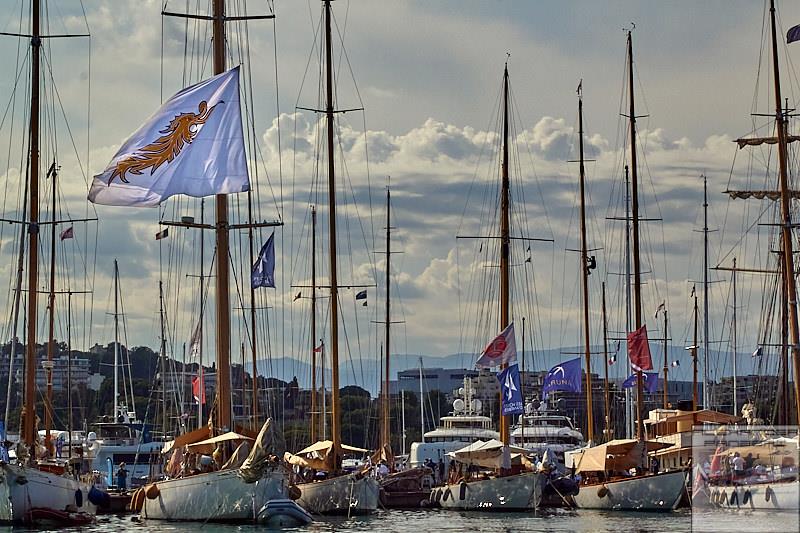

577,83,594,444
769,0,800,426
198,200,205,430
211,0,232,431
499,61,511,447
731,257,738,416
381,187,392,453
22,0,42,451
247,192,258,428
662,308,668,409
419,357,424,442
601,282,611,440
692,287,699,411
67,291,72,459
114,260,120,418
624,165,633,438
159,281,168,437
44,162,57,450
323,0,342,469
626,30,645,440
310,206,318,442
702,175,710,409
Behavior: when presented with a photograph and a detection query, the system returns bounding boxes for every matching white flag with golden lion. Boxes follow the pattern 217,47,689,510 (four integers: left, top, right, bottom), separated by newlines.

89,67,248,207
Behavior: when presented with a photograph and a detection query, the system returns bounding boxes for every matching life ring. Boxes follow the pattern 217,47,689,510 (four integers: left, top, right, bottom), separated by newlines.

597,485,609,498
742,489,751,506
144,483,160,500
765,486,773,502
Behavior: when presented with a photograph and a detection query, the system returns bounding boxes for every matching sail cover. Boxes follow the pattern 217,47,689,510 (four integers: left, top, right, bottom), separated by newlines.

735,135,800,149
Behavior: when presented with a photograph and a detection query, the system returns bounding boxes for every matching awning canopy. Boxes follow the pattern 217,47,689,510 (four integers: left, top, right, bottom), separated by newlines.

162,426,212,455
295,440,368,455
573,439,673,474
448,439,530,469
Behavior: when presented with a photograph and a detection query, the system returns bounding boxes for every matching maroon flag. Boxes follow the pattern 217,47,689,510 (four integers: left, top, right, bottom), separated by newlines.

59,226,74,240
192,375,205,405
627,325,653,371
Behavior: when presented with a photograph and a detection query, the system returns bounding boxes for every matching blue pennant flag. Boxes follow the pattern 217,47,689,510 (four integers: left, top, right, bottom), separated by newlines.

0,421,7,462
789,24,800,44
542,357,582,399
497,364,524,416
251,233,275,289
622,372,660,394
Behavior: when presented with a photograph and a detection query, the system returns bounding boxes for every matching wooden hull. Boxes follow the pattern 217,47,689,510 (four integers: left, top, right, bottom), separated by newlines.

380,488,432,508
574,470,686,511
708,480,799,510
0,463,96,524
141,468,289,522
296,473,380,515
433,471,545,511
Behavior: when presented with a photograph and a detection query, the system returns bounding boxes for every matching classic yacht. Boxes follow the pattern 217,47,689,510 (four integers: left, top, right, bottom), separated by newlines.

409,381,499,469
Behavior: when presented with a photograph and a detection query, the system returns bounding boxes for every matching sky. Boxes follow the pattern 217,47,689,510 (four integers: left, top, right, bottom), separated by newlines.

1,0,800,390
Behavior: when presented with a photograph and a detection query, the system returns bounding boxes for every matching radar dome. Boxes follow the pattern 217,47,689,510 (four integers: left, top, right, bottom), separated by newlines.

471,399,482,412
453,398,465,412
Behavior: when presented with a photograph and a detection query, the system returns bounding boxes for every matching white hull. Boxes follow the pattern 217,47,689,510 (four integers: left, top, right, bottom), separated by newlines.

574,470,686,511
434,471,545,511
296,473,380,515
0,463,96,524
142,468,289,521
708,480,799,510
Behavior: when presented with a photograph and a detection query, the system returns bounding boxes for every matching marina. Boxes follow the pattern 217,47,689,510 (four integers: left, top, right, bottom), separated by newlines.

0,0,798,531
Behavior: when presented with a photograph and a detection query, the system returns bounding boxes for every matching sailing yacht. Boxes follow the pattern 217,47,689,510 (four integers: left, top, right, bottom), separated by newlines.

569,29,686,512
0,0,102,525
434,62,545,512
287,0,380,515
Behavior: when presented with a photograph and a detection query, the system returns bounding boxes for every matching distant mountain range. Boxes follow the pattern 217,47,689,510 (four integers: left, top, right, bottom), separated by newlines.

257,345,762,396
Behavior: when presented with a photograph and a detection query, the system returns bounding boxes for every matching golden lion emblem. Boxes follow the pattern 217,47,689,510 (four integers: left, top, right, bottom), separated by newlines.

108,100,221,184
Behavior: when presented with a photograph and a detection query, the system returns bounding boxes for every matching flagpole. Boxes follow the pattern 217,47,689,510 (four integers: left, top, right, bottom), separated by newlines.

602,282,611,440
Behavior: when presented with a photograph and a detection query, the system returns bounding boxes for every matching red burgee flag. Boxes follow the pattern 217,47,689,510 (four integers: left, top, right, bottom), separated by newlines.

192,375,205,405
313,344,323,353
475,323,517,368
627,325,653,371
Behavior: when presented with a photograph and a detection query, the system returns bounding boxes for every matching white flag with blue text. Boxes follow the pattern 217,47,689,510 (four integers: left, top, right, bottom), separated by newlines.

88,67,249,207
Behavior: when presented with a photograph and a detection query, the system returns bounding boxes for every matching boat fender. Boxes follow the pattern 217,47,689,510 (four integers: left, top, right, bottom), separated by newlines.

442,488,451,502
719,491,728,506
765,486,773,502
15,475,27,485
144,483,160,500
434,488,442,504
88,486,110,508
129,488,145,512
729,490,738,507
742,489,751,506
459,482,467,501
288,484,302,500
597,485,609,498
75,489,83,508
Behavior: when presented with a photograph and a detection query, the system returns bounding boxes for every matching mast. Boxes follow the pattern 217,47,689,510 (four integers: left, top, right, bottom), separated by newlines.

779,251,789,425
159,281,168,437
626,30,645,440
419,357,425,442
114,260,120,418
577,83,594,444
310,206,318,442
624,165,633,439
67,290,72,459
769,0,800,426
702,175,710,409
246,190,258,428
211,0,232,431
693,287,699,411
323,0,342,470
381,187,392,454
521,316,525,444
731,257,738,416
22,0,41,451
401,389,406,456
198,200,205,430
44,161,57,450
321,341,326,439
498,60,511,447
662,308,668,409
601,282,611,440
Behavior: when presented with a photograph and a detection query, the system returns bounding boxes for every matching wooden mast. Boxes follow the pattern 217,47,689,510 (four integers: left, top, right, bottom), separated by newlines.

731,257,738,416
577,82,594,444
310,206,318,442
44,161,57,451
769,0,800,427
601,282,611,440
323,0,342,470
499,61,511,447
661,308,668,409
381,187,392,455
211,0,232,431
22,0,41,451
626,29,646,440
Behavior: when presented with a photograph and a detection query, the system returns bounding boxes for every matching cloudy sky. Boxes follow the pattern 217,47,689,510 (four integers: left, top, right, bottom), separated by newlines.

1,0,799,389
